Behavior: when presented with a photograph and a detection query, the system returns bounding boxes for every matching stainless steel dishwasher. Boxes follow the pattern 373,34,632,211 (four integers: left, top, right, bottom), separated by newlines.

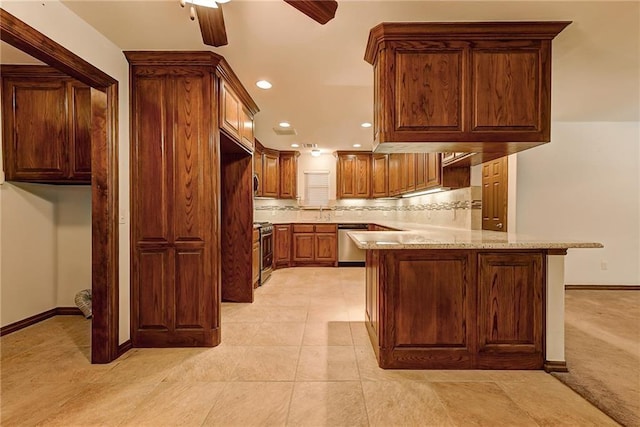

338,223,368,266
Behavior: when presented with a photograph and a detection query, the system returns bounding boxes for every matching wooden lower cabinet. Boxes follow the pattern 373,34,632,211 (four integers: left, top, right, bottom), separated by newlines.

366,249,544,369
291,224,337,266
252,228,260,288
274,224,292,268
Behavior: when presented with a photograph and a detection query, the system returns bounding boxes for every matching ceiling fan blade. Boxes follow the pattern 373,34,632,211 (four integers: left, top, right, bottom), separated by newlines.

283,0,338,25
195,5,228,47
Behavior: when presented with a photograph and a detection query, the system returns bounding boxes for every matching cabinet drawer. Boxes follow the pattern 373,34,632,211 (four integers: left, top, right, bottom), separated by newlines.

315,224,337,233
293,224,314,233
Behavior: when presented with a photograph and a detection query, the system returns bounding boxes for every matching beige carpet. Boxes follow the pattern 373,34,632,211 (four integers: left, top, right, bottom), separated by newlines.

552,290,640,427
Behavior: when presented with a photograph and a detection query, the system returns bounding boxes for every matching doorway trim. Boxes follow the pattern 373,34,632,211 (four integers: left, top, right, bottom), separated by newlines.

1,9,120,363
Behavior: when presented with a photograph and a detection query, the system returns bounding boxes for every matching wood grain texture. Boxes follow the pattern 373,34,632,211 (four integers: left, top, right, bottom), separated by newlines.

472,50,539,130
283,0,338,25
129,57,220,346
220,80,241,140
1,9,119,364
69,82,92,180
315,233,337,263
279,151,298,199
396,51,462,131
253,142,264,197
388,153,402,197
221,145,254,303
293,233,314,262
336,152,371,199
2,78,68,180
262,150,279,197
195,5,228,47
482,156,508,231
368,249,547,370
90,85,120,363
477,252,544,369
365,21,569,153
274,224,292,269
371,153,388,198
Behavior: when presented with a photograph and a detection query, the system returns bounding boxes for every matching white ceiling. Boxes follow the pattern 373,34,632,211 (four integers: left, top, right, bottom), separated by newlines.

54,0,639,153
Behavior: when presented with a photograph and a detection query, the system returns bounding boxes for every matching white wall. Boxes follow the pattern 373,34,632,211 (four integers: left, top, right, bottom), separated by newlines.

516,122,640,285
0,183,57,325
0,1,130,341
56,187,92,307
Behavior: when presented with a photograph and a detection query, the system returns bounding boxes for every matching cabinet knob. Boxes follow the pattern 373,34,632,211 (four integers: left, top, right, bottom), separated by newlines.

496,223,503,229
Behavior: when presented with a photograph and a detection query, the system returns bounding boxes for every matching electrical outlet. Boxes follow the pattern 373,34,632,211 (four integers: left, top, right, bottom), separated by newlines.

600,260,608,271
271,210,276,216
357,210,362,217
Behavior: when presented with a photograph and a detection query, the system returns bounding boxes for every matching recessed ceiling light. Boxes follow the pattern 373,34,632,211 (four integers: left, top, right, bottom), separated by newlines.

279,122,291,128
256,80,272,90
291,143,300,148
353,144,362,148
361,122,372,128
311,149,321,157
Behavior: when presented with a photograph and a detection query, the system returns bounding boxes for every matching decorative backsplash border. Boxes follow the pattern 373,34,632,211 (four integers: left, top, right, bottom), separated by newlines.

255,200,482,212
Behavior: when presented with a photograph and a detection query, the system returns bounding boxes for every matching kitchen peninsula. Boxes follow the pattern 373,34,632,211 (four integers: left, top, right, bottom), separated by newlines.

348,225,602,372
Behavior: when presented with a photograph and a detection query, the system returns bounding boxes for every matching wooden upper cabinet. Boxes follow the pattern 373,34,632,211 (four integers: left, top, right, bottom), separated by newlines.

337,152,371,199
364,22,570,155
221,80,241,137
388,153,402,197
405,153,416,193
220,78,257,152
415,153,442,191
1,66,92,183
371,153,388,198
262,149,279,198
68,82,92,182
279,151,298,199
239,106,254,151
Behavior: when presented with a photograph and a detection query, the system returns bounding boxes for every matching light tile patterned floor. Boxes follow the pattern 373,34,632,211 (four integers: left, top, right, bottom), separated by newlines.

0,267,619,426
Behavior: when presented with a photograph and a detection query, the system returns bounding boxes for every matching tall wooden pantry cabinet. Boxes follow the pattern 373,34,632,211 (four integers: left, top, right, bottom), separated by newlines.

126,52,258,347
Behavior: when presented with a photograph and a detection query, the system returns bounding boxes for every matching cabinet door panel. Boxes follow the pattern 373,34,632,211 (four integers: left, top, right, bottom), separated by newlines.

315,233,337,262
293,233,314,261
338,155,356,198
405,153,416,193
396,51,463,131
396,258,469,347
175,248,206,328
134,77,170,241
355,155,371,197
6,80,68,179
137,249,171,330
69,83,92,180
274,225,291,267
425,153,441,188
472,50,539,131
388,153,402,196
239,107,254,150
477,253,543,368
174,76,207,241
221,82,240,138
262,153,279,197
279,152,297,199
372,154,388,197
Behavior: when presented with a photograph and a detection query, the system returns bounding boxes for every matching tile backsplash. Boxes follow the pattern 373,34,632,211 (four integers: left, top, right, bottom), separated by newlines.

254,187,482,229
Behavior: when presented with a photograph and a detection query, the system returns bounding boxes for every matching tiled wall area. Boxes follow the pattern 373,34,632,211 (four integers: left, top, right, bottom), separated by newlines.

254,186,482,229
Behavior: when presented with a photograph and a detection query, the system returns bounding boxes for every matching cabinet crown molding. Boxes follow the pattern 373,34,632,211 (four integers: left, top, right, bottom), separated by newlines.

365,21,572,64
124,51,259,115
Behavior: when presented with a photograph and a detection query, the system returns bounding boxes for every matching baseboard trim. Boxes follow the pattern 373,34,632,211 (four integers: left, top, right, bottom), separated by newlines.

544,361,569,373
0,307,84,337
117,339,132,358
56,307,84,316
565,285,640,291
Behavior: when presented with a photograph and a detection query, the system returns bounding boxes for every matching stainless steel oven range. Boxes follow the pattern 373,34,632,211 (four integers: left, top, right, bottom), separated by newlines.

255,222,273,285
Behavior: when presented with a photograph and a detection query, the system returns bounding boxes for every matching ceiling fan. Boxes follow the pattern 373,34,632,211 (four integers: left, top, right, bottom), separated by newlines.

180,0,339,47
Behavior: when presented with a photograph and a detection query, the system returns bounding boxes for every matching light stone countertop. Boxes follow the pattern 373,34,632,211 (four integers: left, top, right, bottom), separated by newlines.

346,224,603,250
260,219,602,250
